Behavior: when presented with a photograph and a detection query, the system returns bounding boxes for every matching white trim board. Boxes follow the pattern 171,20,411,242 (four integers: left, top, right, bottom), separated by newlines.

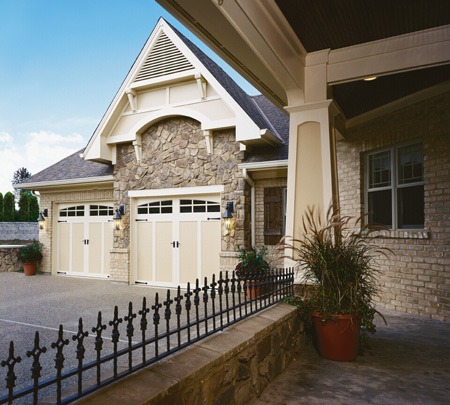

128,185,224,198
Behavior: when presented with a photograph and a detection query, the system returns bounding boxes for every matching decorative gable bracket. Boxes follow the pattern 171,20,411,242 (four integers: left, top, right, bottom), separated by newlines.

195,73,207,100
133,134,142,163
126,89,138,112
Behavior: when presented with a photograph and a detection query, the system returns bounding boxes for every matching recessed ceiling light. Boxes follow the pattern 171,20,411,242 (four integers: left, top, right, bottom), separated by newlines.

364,76,377,81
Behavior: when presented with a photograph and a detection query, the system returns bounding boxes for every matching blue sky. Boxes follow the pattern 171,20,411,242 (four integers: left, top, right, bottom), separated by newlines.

0,0,257,194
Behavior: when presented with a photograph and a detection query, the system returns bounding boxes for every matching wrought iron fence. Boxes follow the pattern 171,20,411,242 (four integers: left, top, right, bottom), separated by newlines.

0,268,294,404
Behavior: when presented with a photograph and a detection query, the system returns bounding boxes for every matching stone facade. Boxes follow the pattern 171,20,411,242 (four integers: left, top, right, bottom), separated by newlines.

0,247,22,272
78,303,303,405
112,117,250,281
337,92,450,321
38,188,114,273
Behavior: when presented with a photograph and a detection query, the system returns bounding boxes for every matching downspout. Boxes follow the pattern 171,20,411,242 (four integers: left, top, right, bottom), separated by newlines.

242,169,255,246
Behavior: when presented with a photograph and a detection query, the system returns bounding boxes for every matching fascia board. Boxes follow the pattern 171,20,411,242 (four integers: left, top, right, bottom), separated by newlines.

238,160,288,171
164,23,263,141
14,176,115,191
84,19,168,161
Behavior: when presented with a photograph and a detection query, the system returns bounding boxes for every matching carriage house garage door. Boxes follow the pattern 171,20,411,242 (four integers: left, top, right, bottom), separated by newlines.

56,203,114,278
132,188,222,287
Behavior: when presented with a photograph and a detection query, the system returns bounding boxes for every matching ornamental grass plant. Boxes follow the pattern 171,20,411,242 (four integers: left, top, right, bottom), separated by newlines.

280,205,391,338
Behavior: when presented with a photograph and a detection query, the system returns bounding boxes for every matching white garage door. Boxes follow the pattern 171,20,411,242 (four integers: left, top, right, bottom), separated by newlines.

57,203,114,278
135,197,221,287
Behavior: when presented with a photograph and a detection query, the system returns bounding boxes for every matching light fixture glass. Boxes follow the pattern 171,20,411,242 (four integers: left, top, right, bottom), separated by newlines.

113,205,125,230
223,202,234,231
363,76,377,81
37,212,45,230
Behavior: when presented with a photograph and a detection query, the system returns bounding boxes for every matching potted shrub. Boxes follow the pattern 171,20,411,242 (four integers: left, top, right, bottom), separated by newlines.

280,206,390,361
235,245,270,299
18,239,43,276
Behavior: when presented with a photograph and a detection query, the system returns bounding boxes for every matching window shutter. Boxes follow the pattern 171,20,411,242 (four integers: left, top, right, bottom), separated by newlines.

264,187,283,245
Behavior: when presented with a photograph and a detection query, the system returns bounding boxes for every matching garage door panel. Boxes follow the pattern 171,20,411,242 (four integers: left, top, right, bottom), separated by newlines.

179,221,198,284
103,222,113,275
88,223,102,274
201,221,221,281
58,223,71,272
71,223,84,273
137,222,153,281
155,222,173,283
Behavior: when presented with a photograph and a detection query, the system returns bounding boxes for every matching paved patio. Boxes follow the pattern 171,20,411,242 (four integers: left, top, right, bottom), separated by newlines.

252,308,450,405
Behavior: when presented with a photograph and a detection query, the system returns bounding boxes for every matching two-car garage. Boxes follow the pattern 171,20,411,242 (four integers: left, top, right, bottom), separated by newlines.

55,186,223,287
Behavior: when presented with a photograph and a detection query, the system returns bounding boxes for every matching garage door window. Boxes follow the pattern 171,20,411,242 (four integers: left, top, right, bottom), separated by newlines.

180,199,220,213
138,200,173,214
90,205,114,216
59,205,85,217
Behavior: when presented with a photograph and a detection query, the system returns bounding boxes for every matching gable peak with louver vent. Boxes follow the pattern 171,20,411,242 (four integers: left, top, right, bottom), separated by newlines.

133,31,194,83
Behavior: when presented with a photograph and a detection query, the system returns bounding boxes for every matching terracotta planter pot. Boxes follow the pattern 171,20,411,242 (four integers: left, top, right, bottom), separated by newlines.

245,280,263,299
311,312,360,361
23,262,37,276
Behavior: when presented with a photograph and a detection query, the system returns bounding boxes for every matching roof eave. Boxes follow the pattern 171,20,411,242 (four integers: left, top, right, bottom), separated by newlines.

15,176,115,191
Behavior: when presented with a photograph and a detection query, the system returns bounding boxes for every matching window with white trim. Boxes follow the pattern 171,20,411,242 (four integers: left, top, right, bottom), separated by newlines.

366,142,424,229
137,200,173,214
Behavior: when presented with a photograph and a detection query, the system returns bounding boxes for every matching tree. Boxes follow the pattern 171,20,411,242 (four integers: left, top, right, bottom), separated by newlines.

3,192,15,221
12,167,32,199
29,194,40,222
0,193,3,221
18,193,29,221
12,167,32,185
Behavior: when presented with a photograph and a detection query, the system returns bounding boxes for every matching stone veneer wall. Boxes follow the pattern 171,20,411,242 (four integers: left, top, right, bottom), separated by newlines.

113,117,249,281
79,303,302,405
0,247,22,272
254,177,287,265
336,92,450,321
38,188,114,273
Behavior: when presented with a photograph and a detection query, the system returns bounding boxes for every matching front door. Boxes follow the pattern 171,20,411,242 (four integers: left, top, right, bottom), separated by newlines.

57,203,114,277
135,197,221,287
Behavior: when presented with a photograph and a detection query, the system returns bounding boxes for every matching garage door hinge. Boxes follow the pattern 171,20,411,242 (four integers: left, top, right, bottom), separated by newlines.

58,220,68,223
135,219,148,222
207,217,220,220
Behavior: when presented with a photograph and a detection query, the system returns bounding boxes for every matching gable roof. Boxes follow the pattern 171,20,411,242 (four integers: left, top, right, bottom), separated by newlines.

17,149,113,189
83,18,284,163
243,95,289,163
169,23,280,135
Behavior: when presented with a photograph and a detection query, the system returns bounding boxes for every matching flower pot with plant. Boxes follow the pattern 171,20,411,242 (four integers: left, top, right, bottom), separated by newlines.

235,245,270,299
18,239,43,276
280,206,390,361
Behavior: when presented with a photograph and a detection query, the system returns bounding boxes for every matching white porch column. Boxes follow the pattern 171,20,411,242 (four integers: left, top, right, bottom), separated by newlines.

285,50,337,240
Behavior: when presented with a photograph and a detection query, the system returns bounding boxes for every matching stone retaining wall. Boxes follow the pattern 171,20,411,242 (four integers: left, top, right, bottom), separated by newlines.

0,222,38,241
0,247,23,272
79,303,302,405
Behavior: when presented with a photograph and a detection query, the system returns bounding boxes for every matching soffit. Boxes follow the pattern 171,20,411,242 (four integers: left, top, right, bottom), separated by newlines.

276,0,450,118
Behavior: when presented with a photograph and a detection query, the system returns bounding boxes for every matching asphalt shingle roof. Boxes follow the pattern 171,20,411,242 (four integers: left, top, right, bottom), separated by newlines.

19,149,113,186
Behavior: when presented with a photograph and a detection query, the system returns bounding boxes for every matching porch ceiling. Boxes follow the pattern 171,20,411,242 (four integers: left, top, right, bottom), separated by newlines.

158,0,450,119
276,0,450,119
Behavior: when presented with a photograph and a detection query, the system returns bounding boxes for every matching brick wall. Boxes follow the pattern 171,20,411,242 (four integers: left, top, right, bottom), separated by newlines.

337,92,450,321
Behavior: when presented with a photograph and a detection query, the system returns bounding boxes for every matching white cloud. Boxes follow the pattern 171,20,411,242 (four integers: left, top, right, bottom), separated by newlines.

0,131,85,195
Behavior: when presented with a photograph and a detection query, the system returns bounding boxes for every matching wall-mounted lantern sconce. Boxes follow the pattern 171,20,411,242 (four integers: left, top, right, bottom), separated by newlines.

223,202,234,231
113,204,125,230
37,209,48,230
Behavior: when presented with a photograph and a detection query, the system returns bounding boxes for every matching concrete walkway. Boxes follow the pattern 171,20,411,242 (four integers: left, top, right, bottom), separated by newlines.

252,309,450,405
